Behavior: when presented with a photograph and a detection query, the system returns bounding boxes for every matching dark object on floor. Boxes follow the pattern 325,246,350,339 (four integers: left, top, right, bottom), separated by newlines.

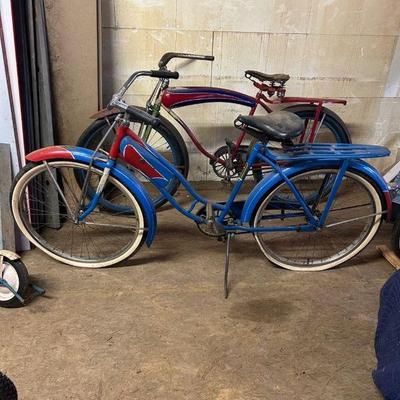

0,372,17,400
373,270,400,399
0,251,45,308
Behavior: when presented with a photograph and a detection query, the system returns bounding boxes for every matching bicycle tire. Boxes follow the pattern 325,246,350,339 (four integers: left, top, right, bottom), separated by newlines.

11,161,147,268
252,168,383,271
391,218,400,258
0,259,29,308
0,372,17,400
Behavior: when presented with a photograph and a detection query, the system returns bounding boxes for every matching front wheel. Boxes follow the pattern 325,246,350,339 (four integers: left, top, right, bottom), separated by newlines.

252,168,383,271
11,161,147,268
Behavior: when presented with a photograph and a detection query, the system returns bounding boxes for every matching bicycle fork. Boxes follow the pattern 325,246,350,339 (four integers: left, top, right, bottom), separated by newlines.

78,160,115,222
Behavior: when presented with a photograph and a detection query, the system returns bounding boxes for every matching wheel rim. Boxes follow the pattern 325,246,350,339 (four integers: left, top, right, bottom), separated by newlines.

13,161,145,267
0,262,19,301
254,169,381,270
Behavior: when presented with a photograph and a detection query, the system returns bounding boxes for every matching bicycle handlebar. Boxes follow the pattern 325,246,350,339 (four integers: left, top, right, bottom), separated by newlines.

150,70,179,79
108,95,160,127
158,52,214,68
126,105,160,127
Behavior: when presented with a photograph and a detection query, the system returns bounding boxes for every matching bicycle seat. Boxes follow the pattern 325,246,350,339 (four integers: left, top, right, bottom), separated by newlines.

234,111,304,143
245,70,290,84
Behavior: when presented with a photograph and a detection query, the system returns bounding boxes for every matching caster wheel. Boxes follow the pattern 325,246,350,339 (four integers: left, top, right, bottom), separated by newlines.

0,258,29,308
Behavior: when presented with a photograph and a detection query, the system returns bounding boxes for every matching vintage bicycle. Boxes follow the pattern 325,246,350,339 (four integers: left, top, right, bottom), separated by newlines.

11,76,391,296
77,52,350,207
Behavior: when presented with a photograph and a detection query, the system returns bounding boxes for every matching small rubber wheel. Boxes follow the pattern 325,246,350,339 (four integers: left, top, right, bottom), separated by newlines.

391,218,400,259
0,258,29,308
0,372,18,400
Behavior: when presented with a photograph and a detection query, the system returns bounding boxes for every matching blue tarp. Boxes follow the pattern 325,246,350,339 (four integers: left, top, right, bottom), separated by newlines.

373,270,400,400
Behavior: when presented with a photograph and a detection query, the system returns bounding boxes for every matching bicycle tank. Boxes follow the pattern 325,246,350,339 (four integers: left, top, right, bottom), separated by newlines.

161,86,257,109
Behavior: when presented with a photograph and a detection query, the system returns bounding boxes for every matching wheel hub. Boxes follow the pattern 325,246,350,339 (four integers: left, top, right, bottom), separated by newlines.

0,262,19,301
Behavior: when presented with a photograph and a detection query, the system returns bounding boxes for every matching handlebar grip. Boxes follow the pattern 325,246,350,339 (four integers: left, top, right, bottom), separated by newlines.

126,106,160,127
150,70,179,79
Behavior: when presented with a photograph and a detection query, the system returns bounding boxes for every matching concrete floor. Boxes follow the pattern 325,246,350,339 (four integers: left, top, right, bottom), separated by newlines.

0,185,395,399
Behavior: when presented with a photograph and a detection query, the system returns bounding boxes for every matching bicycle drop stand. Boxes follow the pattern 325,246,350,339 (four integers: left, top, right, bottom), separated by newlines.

223,233,235,299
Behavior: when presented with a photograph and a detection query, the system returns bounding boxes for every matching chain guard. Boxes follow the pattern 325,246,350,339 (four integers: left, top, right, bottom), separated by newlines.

195,206,228,237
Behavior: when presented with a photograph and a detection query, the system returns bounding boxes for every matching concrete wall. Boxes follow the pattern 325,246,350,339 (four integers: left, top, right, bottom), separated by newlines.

102,0,400,179
44,0,99,145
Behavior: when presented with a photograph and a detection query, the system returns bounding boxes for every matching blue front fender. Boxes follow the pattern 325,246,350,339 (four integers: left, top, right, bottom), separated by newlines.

66,146,157,246
241,159,390,224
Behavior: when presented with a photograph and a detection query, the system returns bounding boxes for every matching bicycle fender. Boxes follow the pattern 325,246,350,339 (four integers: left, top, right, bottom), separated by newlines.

241,159,391,224
0,250,20,260
26,146,157,246
282,104,352,144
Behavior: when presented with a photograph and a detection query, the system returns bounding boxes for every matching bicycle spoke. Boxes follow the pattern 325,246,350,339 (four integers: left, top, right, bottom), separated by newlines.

254,169,380,270
16,161,145,265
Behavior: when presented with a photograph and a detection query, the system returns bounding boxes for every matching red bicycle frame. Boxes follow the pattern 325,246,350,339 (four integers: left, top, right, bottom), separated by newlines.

92,77,347,168
159,81,347,163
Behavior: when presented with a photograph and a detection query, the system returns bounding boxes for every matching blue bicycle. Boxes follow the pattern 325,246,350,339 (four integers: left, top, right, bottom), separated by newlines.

10,80,392,286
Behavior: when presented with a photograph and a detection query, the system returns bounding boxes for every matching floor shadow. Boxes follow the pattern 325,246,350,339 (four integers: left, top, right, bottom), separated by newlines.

108,251,176,268
228,298,295,323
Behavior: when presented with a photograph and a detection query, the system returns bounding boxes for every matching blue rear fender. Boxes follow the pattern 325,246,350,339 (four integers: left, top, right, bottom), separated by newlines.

241,159,390,224
66,146,157,246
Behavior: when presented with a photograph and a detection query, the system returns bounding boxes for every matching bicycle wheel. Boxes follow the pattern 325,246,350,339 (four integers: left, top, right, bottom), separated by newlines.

77,109,189,208
11,161,146,268
253,168,382,271
0,258,29,308
287,108,350,144
0,372,17,400
391,218,400,258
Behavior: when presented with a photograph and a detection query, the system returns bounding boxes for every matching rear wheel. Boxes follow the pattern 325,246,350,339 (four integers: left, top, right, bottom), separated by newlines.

77,110,189,208
11,161,146,268
253,169,382,271
391,218,400,258
288,108,350,145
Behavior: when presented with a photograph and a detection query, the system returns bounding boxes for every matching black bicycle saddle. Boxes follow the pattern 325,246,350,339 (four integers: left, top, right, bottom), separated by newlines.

234,111,304,143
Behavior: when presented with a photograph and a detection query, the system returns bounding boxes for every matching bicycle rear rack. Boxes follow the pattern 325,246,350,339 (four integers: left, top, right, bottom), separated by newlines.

271,143,390,161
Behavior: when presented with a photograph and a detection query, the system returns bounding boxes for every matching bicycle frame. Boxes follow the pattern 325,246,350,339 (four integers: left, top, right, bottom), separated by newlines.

160,85,347,164
77,120,379,234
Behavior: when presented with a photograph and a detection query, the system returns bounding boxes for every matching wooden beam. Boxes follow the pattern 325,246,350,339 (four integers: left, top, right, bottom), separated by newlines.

377,245,400,270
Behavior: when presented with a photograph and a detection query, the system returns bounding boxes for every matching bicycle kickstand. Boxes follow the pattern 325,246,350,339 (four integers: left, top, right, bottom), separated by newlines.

224,233,234,299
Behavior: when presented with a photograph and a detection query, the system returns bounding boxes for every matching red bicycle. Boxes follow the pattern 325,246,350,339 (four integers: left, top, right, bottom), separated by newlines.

77,52,350,207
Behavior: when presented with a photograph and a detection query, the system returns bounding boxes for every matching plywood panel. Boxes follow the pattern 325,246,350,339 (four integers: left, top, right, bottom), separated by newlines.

44,0,98,145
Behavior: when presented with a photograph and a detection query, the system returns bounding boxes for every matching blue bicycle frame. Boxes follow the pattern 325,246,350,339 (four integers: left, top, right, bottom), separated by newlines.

76,122,391,235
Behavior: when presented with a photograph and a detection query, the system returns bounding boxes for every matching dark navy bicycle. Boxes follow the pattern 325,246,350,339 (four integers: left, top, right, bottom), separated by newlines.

11,68,392,296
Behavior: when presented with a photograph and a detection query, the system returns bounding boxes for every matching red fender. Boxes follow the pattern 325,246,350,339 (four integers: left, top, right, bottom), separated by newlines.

26,146,75,162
